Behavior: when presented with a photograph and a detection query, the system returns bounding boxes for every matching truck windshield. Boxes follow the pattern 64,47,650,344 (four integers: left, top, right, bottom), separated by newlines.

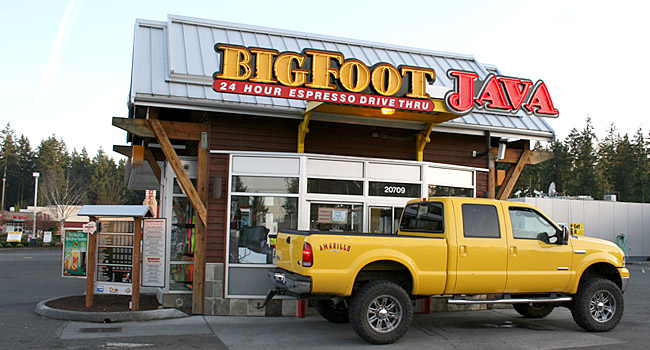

399,202,444,233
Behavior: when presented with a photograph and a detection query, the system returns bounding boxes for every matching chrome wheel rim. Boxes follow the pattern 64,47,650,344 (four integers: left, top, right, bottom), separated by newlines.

590,290,616,323
366,295,402,333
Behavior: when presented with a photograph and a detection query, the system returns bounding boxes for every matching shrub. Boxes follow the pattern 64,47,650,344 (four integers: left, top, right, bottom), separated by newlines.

15,243,24,247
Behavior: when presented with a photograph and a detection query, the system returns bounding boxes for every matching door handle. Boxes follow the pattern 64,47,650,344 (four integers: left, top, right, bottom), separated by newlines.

459,245,468,257
510,246,517,257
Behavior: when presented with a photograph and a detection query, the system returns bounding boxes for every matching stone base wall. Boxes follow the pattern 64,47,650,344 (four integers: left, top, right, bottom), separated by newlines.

203,262,298,316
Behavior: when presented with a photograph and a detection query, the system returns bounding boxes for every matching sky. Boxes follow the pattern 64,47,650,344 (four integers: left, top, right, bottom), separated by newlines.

1,0,649,159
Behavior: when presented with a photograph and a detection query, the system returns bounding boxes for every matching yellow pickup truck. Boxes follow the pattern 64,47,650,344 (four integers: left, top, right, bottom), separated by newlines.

266,197,629,344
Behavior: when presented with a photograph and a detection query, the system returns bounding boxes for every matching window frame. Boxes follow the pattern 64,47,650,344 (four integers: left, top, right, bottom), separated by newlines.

399,201,445,234
508,206,561,242
461,203,501,239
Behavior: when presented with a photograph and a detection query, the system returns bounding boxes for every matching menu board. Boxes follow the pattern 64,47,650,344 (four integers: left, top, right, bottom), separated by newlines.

97,265,132,283
95,220,134,295
98,247,133,265
142,219,166,287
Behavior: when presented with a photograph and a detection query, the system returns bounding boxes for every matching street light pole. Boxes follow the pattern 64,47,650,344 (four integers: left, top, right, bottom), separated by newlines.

33,172,39,239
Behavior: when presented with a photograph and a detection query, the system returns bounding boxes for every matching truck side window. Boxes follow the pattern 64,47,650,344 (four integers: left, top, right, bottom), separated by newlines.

509,207,559,243
399,202,444,233
462,204,500,238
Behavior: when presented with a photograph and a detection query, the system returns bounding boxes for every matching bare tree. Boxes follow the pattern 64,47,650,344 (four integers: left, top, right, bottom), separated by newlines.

42,174,86,236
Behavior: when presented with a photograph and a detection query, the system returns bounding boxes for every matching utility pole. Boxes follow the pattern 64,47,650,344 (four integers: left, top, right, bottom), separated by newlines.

1,158,6,228
32,172,39,239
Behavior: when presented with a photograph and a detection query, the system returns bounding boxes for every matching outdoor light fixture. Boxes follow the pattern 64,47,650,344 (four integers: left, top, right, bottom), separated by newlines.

497,142,507,160
380,107,395,116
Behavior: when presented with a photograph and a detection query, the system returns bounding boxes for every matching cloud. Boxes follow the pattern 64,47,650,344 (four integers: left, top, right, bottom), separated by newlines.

31,0,86,120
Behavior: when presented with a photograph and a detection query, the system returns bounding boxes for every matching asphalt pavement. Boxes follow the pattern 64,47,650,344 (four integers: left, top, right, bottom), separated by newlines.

2,248,650,349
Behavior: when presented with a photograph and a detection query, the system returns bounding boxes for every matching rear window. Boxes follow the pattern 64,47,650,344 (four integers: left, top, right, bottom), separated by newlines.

462,204,500,238
399,202,444,233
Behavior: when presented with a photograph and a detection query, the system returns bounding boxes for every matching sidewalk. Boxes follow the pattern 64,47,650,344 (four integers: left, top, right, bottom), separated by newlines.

57,309,622,350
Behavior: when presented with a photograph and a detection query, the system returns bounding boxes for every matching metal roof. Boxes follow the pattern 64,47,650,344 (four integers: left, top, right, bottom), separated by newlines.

77,205,154,218
129,15,555,141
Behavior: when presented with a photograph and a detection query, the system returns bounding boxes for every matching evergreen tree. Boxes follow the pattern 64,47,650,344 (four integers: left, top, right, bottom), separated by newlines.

565,118,602,198
36,135,70,205
0,124,20,209
91,148,127,204
70,148,93,203
15,135,35,208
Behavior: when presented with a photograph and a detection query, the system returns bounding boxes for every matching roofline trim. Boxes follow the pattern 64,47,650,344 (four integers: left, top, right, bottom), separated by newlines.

131,95,554,142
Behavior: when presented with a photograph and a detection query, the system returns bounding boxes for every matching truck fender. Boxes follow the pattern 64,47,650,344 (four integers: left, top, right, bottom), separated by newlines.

345,249,419,296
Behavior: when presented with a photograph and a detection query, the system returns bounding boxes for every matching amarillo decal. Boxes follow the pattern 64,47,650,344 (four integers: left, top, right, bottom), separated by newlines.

213,44,436,112
444,70,559,117
319,243,351,252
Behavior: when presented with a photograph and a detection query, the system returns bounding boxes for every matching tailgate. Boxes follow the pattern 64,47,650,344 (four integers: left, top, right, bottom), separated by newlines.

274,231,309,272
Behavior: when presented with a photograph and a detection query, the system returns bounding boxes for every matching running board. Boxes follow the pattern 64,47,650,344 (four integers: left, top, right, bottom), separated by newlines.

447,297,572,305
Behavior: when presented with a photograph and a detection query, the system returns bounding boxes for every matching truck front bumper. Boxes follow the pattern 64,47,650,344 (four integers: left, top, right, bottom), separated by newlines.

620,267,630,292
268,268,311,295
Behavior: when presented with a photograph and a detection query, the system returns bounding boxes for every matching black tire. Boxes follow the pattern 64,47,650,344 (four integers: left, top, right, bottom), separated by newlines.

349,280,413,344
315,299,349,323
571,278,624,332
513,303,554,318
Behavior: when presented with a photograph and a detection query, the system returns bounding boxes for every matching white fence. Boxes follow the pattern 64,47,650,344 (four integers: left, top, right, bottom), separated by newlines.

510,197,650,257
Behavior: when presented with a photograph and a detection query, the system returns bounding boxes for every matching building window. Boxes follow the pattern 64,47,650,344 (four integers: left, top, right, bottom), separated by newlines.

429,185,474,197
462,204,500,238
232,176,298,194
307,178,363,195
229,195,298,264
309,203,363,232
368,182,421,197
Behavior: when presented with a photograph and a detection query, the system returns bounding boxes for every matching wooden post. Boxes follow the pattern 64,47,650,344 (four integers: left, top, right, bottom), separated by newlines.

132,217,142,311
85,216,97,307
488,154,496,199
192,133,208,314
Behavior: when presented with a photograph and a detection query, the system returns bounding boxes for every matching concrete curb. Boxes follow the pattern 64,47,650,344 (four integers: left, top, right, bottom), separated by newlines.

35,296,190,323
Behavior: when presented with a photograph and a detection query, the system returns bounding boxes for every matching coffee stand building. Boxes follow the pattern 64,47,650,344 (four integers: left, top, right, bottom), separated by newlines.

113,15,558,315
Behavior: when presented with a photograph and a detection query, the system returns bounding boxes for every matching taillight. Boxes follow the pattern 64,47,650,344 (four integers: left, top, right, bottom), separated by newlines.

302,242,313,267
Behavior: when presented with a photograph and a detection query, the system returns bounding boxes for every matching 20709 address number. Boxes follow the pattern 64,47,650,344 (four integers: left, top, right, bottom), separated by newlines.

384,186,406,194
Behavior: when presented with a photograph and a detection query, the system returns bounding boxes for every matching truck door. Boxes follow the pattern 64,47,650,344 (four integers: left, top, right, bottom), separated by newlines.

454,203,508,294
504,206,572,293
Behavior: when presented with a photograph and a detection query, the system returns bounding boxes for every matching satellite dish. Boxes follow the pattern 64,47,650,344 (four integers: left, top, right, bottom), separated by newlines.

548,182,557,197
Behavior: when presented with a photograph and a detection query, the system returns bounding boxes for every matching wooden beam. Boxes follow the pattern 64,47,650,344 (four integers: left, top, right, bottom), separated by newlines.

143,146,161,183
497,149,531,200
113,117,207,141
490,147,553,165
297,112,311,153
193,135,208,314
148,109,207,226
113,145,132,157
416,122,436,161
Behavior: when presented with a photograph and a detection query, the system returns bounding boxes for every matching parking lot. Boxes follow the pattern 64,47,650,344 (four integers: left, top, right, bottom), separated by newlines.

2,248,649,349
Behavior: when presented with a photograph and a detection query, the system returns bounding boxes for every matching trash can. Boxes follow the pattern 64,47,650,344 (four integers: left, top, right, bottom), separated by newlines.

30,238,37,246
